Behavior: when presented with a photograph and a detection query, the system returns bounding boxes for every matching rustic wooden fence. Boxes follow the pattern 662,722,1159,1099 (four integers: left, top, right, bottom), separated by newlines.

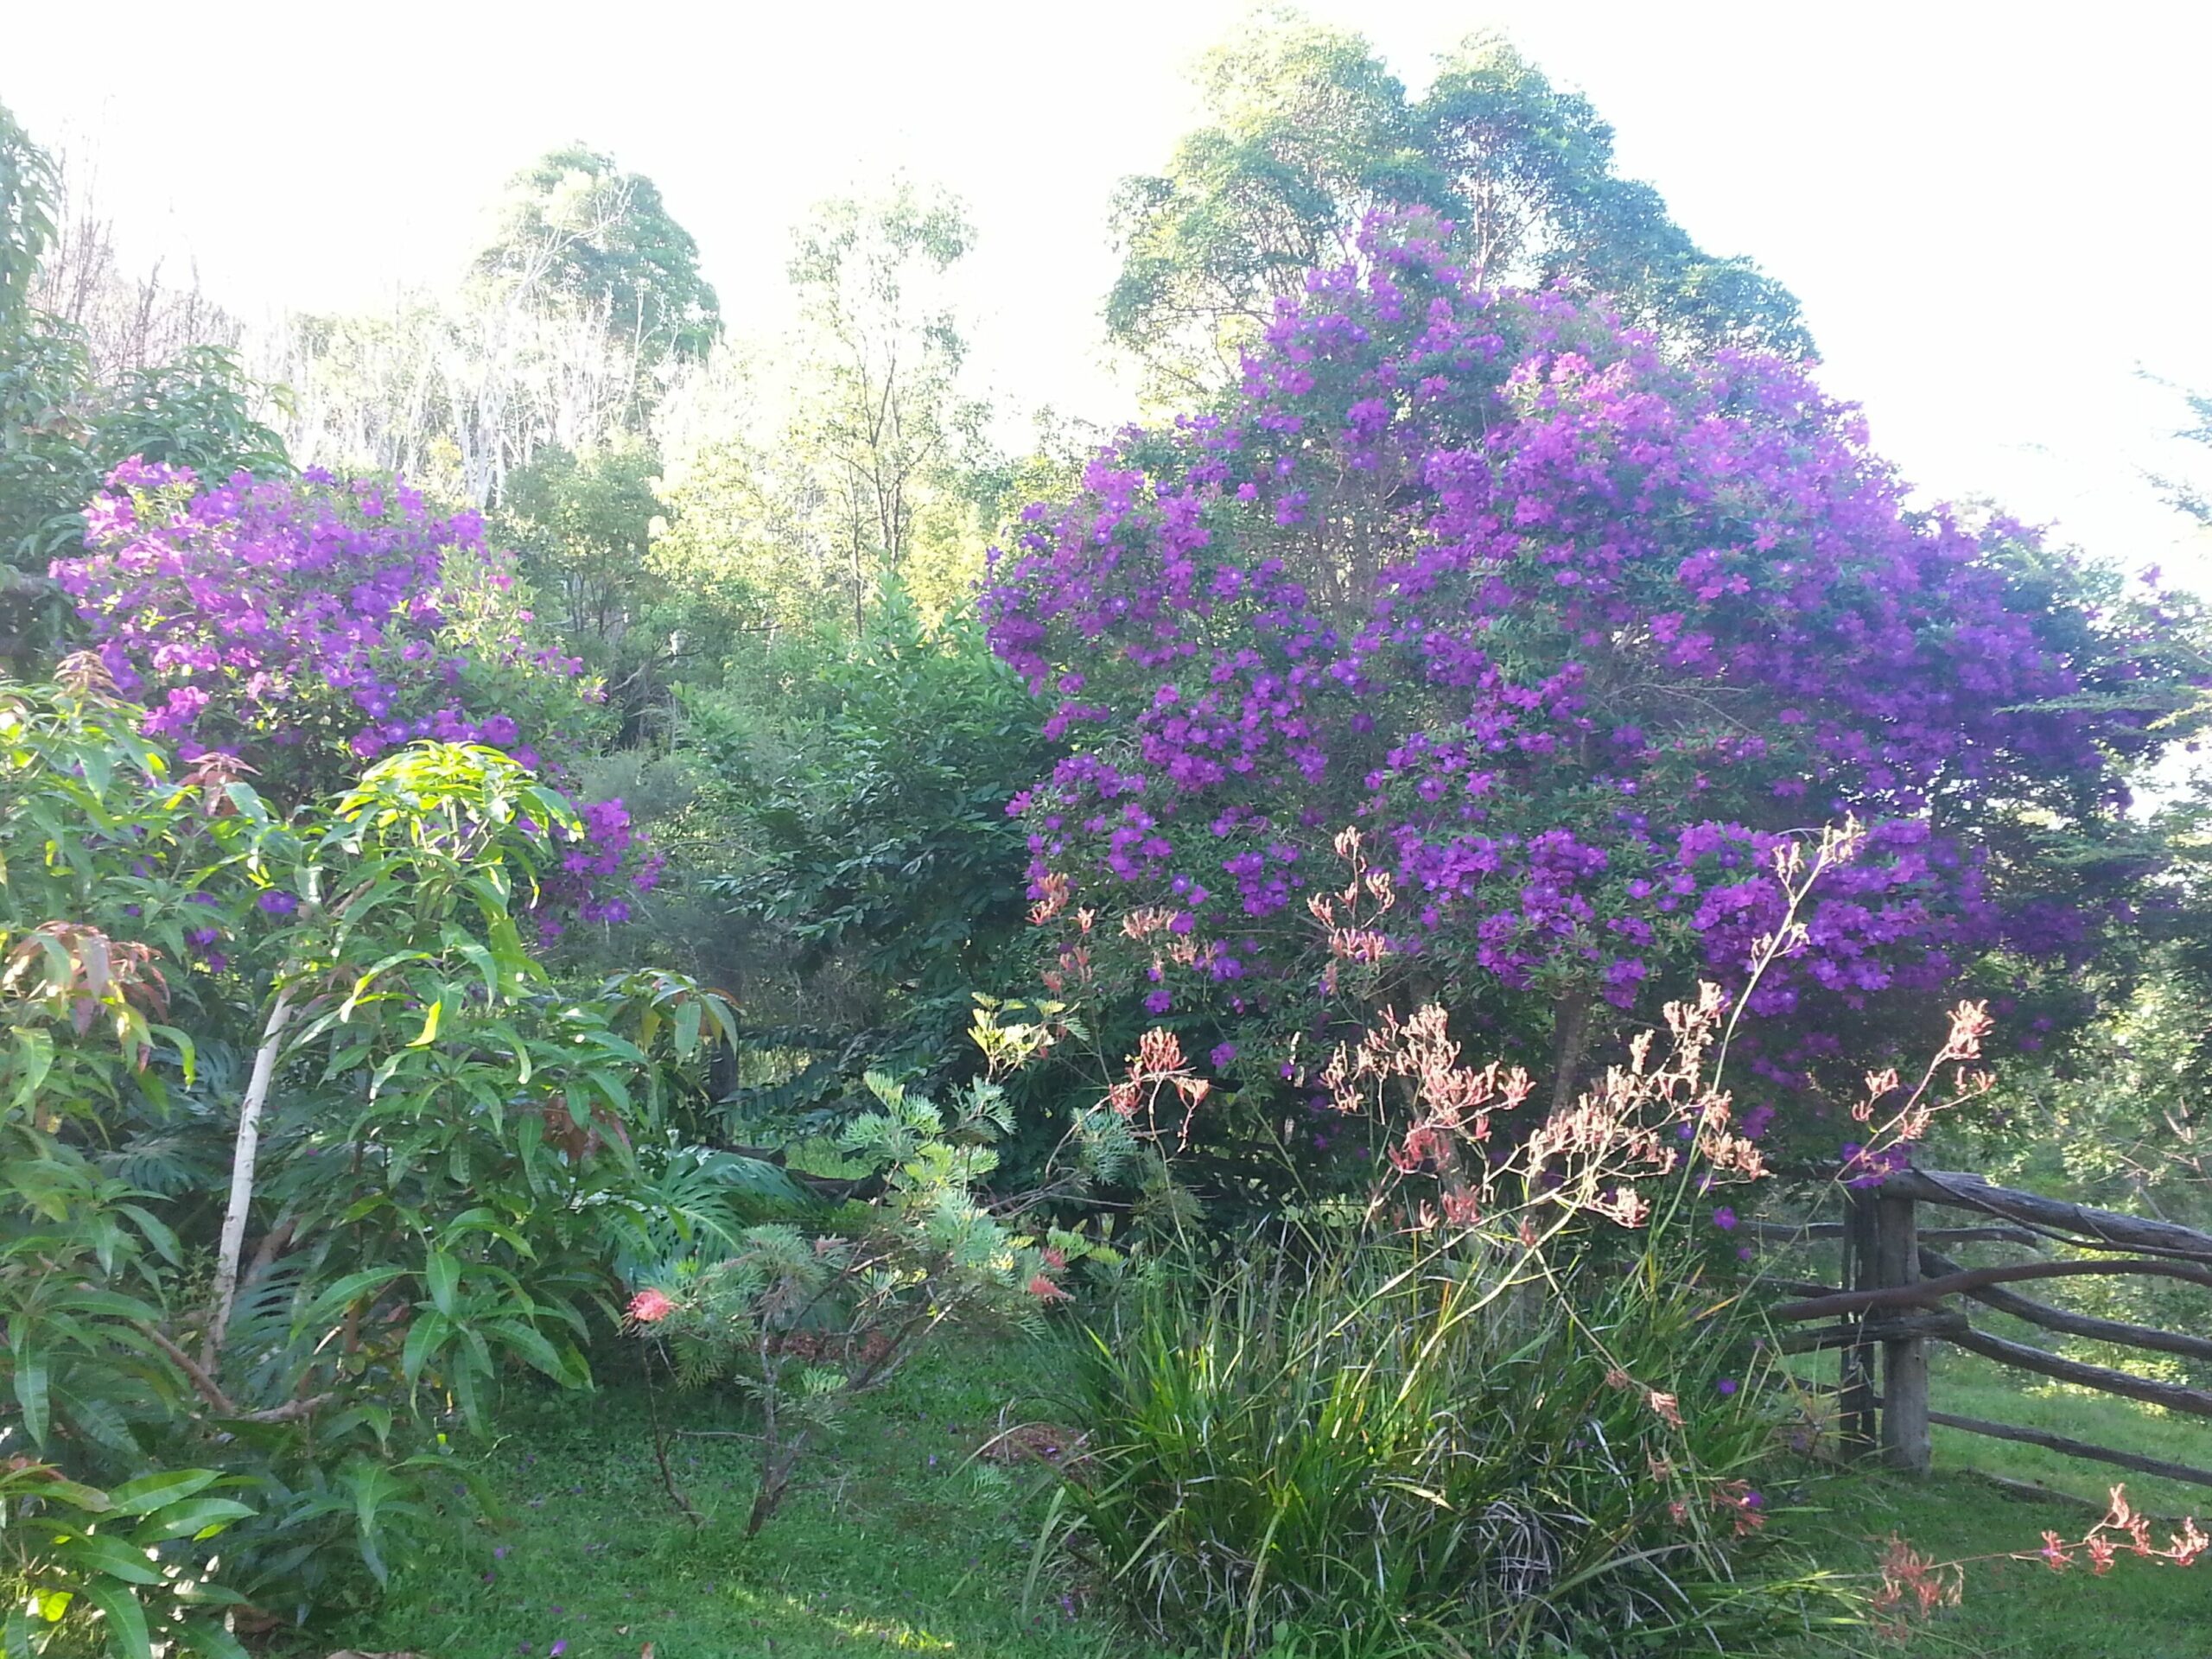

1760,1167,2212,1489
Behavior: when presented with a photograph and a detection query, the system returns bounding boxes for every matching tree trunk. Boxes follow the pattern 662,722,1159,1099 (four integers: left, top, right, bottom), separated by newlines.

1549,989,1592,1115
204,986,294,1369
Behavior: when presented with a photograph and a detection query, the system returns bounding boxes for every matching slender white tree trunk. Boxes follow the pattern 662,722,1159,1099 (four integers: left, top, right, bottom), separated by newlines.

204,986,295,1370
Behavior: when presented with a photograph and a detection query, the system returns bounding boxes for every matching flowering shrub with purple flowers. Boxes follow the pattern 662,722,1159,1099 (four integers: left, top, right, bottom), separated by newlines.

54,460,661,932
985,209,2196,1149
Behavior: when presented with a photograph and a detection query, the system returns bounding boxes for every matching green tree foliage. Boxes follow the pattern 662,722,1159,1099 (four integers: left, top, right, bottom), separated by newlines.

0,99,56,334
503,439,664,648
474,145,721,372
0,674,775,1630
651,391,823,636
650,365,1081,651
1108,16,1807,397
0,337,287,570
785,183,995,630
0,108,284,584
671,593,1046,1051
496,435,679,737
276,148,715,510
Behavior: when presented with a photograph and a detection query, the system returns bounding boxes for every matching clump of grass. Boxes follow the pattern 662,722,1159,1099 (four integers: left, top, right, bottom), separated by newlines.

1046,1235,1843,1658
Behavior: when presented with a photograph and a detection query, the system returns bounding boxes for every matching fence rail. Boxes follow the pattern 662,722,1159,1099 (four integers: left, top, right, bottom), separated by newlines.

1764,1168,2212,1487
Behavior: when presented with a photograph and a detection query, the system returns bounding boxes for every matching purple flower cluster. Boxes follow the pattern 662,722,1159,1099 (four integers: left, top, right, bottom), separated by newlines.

57,462,657,936
984,212,2190,1128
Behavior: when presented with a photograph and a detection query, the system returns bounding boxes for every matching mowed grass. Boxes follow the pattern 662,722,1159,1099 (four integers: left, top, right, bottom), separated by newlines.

326,1332,2212,1659
321,1340,1127,1659
1770,1338,2212,1656
1780,1341,2212,1517
1771,1466,2212,1659
1923,1346,2212,1519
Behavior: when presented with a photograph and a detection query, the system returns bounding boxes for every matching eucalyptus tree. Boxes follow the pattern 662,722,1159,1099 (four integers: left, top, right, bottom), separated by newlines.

1109,18,1807,398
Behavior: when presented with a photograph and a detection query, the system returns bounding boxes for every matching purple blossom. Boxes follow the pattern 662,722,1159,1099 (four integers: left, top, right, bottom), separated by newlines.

57,468,659,931
978,208,2190,1147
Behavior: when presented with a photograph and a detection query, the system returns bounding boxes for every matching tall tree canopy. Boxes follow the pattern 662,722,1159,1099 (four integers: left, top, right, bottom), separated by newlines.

1109,18,1808,397
0,99,55,334
474,145,722,370
0,105,282,579
781,181,994,629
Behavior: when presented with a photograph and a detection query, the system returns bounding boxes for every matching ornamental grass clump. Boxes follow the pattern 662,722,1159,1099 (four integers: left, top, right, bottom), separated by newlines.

1056,1242,1803,1658
1044,826,1999,1655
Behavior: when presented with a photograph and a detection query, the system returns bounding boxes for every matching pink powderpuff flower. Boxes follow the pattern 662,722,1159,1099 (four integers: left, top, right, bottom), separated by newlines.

626,1287,677,1325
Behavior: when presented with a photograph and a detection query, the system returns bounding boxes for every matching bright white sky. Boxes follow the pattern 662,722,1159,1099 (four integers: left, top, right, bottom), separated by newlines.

11,0,2211,582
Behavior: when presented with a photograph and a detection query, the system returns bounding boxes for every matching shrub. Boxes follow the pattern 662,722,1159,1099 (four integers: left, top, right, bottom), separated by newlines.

1040,833,1997,1653
52,461,655,934
985,210,2197,1160
625,1014,1122,1535
0,670,769,1633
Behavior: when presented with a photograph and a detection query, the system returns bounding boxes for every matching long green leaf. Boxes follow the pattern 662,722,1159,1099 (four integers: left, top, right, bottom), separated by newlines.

54,1535,162,1586
130,1496,255,1544
78,1578,150,1659
424,1249,459,1318
295,1267,404,1330
401,1311,450,1386
105,1468,218,1516
174,1617,251,1659
15,1350,48,1447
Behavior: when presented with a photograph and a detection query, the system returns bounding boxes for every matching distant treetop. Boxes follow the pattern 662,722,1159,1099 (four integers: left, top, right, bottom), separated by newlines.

1109,18,1808,399
474,144,722,367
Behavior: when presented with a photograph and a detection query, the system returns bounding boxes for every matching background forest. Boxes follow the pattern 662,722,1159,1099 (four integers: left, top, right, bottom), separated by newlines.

4,11,2212,1659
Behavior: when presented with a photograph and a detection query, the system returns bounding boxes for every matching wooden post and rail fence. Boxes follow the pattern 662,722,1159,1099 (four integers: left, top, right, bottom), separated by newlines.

1761,1167,2212,1491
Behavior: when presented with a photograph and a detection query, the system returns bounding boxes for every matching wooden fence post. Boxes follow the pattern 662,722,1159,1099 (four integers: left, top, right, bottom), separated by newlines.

1875,1191,1931,1473
1840,1191,1878,1454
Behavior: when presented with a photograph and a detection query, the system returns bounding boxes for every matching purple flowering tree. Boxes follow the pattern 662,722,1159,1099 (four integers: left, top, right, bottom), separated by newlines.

985,211,2194,1154
54,460,660,933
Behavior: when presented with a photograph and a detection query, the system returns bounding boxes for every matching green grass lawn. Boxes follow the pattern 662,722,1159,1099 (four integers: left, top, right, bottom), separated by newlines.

1770,1466,2212,1659
1922,1347,2212,1519
327,1341,1123,1659
1764,1337,2212,1656
329,1334,2212,1659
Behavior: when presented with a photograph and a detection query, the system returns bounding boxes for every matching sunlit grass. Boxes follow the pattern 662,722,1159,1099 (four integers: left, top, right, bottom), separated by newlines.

330,1325,2212,1659
1770,1465,2212,1659
327,1340,1117,1659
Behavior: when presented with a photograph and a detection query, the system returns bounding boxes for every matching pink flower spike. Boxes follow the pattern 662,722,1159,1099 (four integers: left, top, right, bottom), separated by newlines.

626,1287,677,1325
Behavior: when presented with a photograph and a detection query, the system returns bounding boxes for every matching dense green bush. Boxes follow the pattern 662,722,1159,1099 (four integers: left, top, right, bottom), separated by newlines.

0,673,781,1645
651,591,1046,1082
